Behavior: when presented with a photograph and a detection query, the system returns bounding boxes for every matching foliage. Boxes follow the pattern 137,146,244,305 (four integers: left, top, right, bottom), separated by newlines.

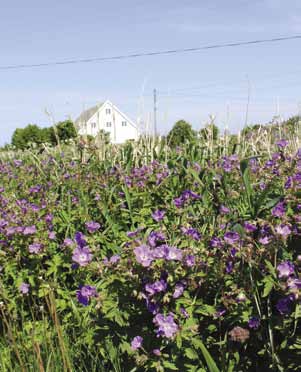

11,120,77,149
199,123,220,142
167,120,196,147
50,120,77,145
11,124,50,149
0,134,301,371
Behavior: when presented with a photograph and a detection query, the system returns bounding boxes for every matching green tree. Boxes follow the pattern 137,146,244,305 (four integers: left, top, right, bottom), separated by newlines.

281,115,301,133
11,128,26,149
12,124,45,149
167,120,196,147
199,123,220,142
40,127,53,144
50,120,77,145
11,121,77,149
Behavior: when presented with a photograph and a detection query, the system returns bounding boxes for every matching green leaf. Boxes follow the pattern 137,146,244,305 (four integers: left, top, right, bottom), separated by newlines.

264,260,277,278
162,361,179,370
262,276,275,297
258,196,282,215
185,348,199,360
240,159,254,217
192,339,220,372
176,333,182,349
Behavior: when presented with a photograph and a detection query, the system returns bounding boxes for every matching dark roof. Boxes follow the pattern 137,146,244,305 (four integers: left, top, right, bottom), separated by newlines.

74,103,104,128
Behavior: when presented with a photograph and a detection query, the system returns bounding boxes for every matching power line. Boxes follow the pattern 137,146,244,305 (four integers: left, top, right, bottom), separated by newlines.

1,35,301,71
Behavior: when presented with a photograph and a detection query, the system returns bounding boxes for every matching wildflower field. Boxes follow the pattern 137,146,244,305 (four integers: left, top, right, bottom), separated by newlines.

0,130,301,372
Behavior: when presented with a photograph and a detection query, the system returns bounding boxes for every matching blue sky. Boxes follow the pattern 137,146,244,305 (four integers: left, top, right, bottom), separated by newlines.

1,0,301,145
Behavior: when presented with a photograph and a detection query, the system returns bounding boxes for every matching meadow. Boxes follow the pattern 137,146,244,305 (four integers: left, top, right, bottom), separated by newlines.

0,123,301,372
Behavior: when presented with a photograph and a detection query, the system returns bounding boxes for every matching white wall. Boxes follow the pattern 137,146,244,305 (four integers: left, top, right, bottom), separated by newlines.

78,101,138,143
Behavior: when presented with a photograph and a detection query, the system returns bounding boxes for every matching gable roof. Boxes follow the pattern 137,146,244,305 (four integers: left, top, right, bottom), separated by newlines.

74,100,137,130
74,103,104,128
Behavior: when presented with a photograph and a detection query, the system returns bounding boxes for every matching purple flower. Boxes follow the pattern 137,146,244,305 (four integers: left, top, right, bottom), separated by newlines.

153,313,179,338
173,197,184,208
109,254,120,264
285,177,292,189
244,222,257,233
185,254,196,267
214,309,226,318
173,282,185,298
45,214,53,224
72,246,93,267
0,220,7,229
14,159,22,167
182,190,201,200
74,232,87,248
226,261,234,274
165,246,183,261
127,227,144,238
131,336,143,351
222,159,233,173
152,210,165,222
19,282,30,294
276,295,294,315
265,159,275,168
85,221,100,233
276,139,288,149
152,349,161,356
180,307,189,318
148,231,166,247
173,190,201,208
146,299,160,314
23,225,37,235
224,231,240,245
277,261,295,278
248,317,260,329
29,185,42,194
28,243,43,254
145,280,167,296
259,235,272,245
181,227,201,241
76,285,97,306
230,248,238,257
210,237,223,248
134,244,154,267
153,245,169,259
272,202,286,217
220,205,230,215
275,224,291,237
48,231,56,240
287,278,301,290
63,238,74,247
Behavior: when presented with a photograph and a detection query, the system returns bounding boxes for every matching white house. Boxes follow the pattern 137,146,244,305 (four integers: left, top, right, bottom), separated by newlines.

75,100,138,143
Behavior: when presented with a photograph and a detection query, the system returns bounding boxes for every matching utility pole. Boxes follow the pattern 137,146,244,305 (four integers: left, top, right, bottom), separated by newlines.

153,88,157,137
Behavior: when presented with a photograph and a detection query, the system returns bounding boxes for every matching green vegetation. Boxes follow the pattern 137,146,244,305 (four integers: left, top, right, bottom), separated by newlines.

11,120,77,149
0,116,301,371
166,120,196,147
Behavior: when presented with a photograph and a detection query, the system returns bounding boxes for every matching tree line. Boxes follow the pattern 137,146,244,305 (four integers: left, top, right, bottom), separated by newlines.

8,115,301,150
11,120,77,149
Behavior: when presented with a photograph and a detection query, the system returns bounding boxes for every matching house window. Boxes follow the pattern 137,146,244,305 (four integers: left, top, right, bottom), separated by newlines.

91,122,96,129
122,121,127,127
106,108,111,115
106,122,112,127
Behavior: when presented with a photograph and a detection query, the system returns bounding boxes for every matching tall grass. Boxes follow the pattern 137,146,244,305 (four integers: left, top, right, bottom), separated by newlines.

0,118,300,371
